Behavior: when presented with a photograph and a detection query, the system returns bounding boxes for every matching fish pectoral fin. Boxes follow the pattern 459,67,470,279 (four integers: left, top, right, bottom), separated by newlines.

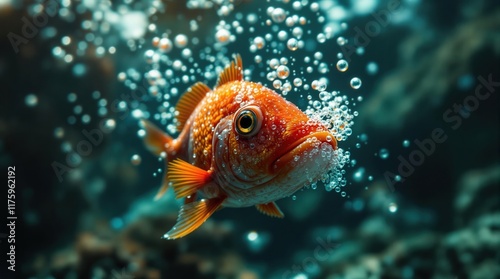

163,197,226,239
168,158,212,199
140,119,175,156
176,82,211,131
256,202,284,218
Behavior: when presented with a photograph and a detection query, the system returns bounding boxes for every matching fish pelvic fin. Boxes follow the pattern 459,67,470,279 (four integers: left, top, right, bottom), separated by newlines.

256,202,285,218
176,82,211,131
215,54,243,87
163,196,226,239
168,158,212,199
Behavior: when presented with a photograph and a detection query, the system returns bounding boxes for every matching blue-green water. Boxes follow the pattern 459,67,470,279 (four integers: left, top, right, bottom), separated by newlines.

0,0,499,278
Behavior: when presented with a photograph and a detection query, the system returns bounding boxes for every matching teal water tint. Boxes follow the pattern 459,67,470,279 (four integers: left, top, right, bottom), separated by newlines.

1,0,499,278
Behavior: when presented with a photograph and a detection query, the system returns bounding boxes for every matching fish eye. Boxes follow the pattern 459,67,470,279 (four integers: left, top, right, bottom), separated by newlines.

234,106,262,137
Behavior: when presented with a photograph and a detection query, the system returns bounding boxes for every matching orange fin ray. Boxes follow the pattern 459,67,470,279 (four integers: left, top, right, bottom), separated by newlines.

176,82,211,131
140,119,175,156
256,202,284,218
168,159,212,199
163,197,226,239
216,54,243,87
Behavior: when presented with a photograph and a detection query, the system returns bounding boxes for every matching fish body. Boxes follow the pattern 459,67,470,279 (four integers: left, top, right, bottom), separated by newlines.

141,55,337,239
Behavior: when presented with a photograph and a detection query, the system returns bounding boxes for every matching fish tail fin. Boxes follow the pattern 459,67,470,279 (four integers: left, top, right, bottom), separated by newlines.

140,119,177,157
140,119,179,200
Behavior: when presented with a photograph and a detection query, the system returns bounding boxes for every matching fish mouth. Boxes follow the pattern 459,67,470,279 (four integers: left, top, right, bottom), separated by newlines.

271,131,337,172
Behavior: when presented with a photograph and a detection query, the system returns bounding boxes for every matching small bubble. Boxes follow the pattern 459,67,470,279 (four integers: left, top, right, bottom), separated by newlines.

159,38,173,52
282,82,292,92
277,30,288,41
366,62,378,75
273,79,282,89
336,36,347,46
287,38,298,51
402,140,410,148
316,33,326,43
293,78,303,87
25,94,38,107
350,77,362,89
174,34,188,48
276,65,290,79
216,29,231,43
104,119,116,131
269,58,280,69
253,36,265,49
291,195,297,201
336,59,348,72
54,127,64,139
271,8,286,23
131,154,142,165
379,148,389,159
388,202,398,213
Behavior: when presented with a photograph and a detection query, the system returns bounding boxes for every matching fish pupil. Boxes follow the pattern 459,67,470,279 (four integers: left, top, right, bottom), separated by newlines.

240,114,253,130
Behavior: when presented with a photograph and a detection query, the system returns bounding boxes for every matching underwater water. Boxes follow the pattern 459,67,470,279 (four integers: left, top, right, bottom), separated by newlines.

1,0,499,278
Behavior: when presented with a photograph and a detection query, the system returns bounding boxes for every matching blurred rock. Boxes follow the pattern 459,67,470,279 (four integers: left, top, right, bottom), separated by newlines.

358,9,500,133
454,164,500,226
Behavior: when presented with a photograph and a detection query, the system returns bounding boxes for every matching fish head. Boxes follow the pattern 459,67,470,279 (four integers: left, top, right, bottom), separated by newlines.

213,83,337,200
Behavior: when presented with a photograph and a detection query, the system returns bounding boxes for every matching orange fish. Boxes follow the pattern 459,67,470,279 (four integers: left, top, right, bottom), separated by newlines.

141,54,337,239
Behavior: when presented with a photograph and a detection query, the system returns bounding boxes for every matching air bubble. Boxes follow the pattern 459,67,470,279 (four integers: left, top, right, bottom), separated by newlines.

293,78,302,87
388,202,398,213
379,148,389,159
159,38,172,52
276,65,290,79
277,30,288,41
269,58,280,69
253,36,265,49
336,59,348,72
316,33,326,43
174,34,188,48
25,94,38,107
350,77,362,89
272,79,282,89
271,8,286,23
403,140,410,148
336,36,347,46
366,62,378,75
287,38,298,51
215,29,231,43
131,154,142,165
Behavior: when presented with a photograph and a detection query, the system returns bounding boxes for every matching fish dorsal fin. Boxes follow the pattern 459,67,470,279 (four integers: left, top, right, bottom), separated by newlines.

256,202,284,218
163,196,226,239
215,54,243,87
176,82,211,131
